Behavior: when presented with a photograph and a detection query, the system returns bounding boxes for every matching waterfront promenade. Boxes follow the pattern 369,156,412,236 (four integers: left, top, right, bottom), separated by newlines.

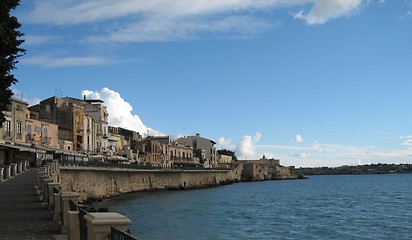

0,168,61,240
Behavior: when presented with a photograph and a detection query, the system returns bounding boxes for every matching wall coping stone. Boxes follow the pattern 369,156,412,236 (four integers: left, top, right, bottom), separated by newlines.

84,212,131,226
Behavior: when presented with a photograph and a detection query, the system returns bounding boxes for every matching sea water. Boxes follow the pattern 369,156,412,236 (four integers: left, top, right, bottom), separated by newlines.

95,174,412,239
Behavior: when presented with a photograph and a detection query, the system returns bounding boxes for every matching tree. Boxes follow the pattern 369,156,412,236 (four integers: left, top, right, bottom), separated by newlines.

217,149,238,161
0,0,25,127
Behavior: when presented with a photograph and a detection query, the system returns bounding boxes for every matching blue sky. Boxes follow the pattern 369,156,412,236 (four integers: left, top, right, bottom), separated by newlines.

10,0,412,167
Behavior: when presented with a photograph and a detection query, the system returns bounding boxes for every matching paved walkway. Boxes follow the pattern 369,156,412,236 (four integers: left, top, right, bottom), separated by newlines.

0,168,61,240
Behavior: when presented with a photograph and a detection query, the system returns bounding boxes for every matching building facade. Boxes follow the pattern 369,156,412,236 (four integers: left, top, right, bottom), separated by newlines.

177,133,217,168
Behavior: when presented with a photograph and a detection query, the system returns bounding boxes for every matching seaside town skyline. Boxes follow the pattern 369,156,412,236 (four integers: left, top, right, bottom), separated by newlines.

10,0,412,167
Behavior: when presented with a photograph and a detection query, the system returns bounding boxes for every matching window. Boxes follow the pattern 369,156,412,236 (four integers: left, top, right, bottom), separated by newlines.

27,124,32,134
17,122,22,135
76,114,80,126
5,120,11,133
43,128,48,143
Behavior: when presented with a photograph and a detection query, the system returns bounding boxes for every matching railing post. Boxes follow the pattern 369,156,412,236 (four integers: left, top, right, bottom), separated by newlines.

68,210,80,240
39,166,47,174
49,163,53,176
5,165,11,179
17,162,23,174
44,164,50,176
54,192,62,223
84,212,131,240
60,192,80,234
47,182,60,209
0,168,3,182
10,163,17,177
42,178,54,203
53,160,59,173
37,172,46,191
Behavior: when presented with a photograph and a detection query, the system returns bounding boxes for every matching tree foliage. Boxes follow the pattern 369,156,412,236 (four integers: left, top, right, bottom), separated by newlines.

0,0,25,127
217,149,238,161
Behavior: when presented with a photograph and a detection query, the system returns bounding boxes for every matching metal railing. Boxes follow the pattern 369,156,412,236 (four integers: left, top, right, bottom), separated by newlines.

60,160,163,170
59,160,230,171
111,227,138,240
69,199,78,211
79,207,89,240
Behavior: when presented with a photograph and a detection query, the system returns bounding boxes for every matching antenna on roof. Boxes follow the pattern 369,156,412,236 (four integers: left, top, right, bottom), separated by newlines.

54,88,63,98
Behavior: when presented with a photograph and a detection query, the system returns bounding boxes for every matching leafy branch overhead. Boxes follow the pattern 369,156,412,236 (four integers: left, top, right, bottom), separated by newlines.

0,0,25,127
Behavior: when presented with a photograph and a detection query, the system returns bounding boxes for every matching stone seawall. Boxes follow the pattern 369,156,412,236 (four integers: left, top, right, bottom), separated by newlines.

59,167,238,201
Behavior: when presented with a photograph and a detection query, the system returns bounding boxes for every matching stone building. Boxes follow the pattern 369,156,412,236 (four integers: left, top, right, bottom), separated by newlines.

176,133,217,168
117,127,142,153
239,158,297,181
29,96,110,153
0,98,56,167
26,118,59,149
166,141,198,167
60,97,109,152
136,136,201,168
138,137,164,166
29,96,85,151
217,154,233,168
84,115,99,153
1,97,30,144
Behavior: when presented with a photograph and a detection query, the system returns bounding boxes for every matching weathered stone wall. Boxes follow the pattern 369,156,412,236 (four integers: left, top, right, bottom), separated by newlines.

240,161,297,181
59,167,237,201
274,165,297,179
58,161,296,201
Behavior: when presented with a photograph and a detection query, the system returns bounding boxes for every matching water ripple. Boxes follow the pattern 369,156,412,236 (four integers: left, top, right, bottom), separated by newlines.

95,174,412,240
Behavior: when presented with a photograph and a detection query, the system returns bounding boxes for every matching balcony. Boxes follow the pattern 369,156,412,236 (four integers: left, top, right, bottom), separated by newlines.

3,132,12,141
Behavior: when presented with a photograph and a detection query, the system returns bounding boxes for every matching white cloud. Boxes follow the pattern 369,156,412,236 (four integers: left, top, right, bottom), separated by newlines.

294,134,304,143
23,0,367,43
22,55,118,68
236,132,262,159
312,140,322,152
257,140,412,167
401,139,412,148
88,15,274,43
23,35,59,46
217,137,233,150
293,0,363,24
82,88,163,136
254,132,262,142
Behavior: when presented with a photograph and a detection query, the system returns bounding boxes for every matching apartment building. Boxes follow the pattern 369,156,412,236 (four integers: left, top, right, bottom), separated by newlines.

177,133,218,168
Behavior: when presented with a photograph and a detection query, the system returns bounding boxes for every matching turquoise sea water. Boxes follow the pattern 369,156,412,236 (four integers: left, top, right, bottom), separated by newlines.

95,174,412,239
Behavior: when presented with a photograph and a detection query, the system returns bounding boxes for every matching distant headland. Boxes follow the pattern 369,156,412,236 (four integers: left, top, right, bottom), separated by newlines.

297,163,412,175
